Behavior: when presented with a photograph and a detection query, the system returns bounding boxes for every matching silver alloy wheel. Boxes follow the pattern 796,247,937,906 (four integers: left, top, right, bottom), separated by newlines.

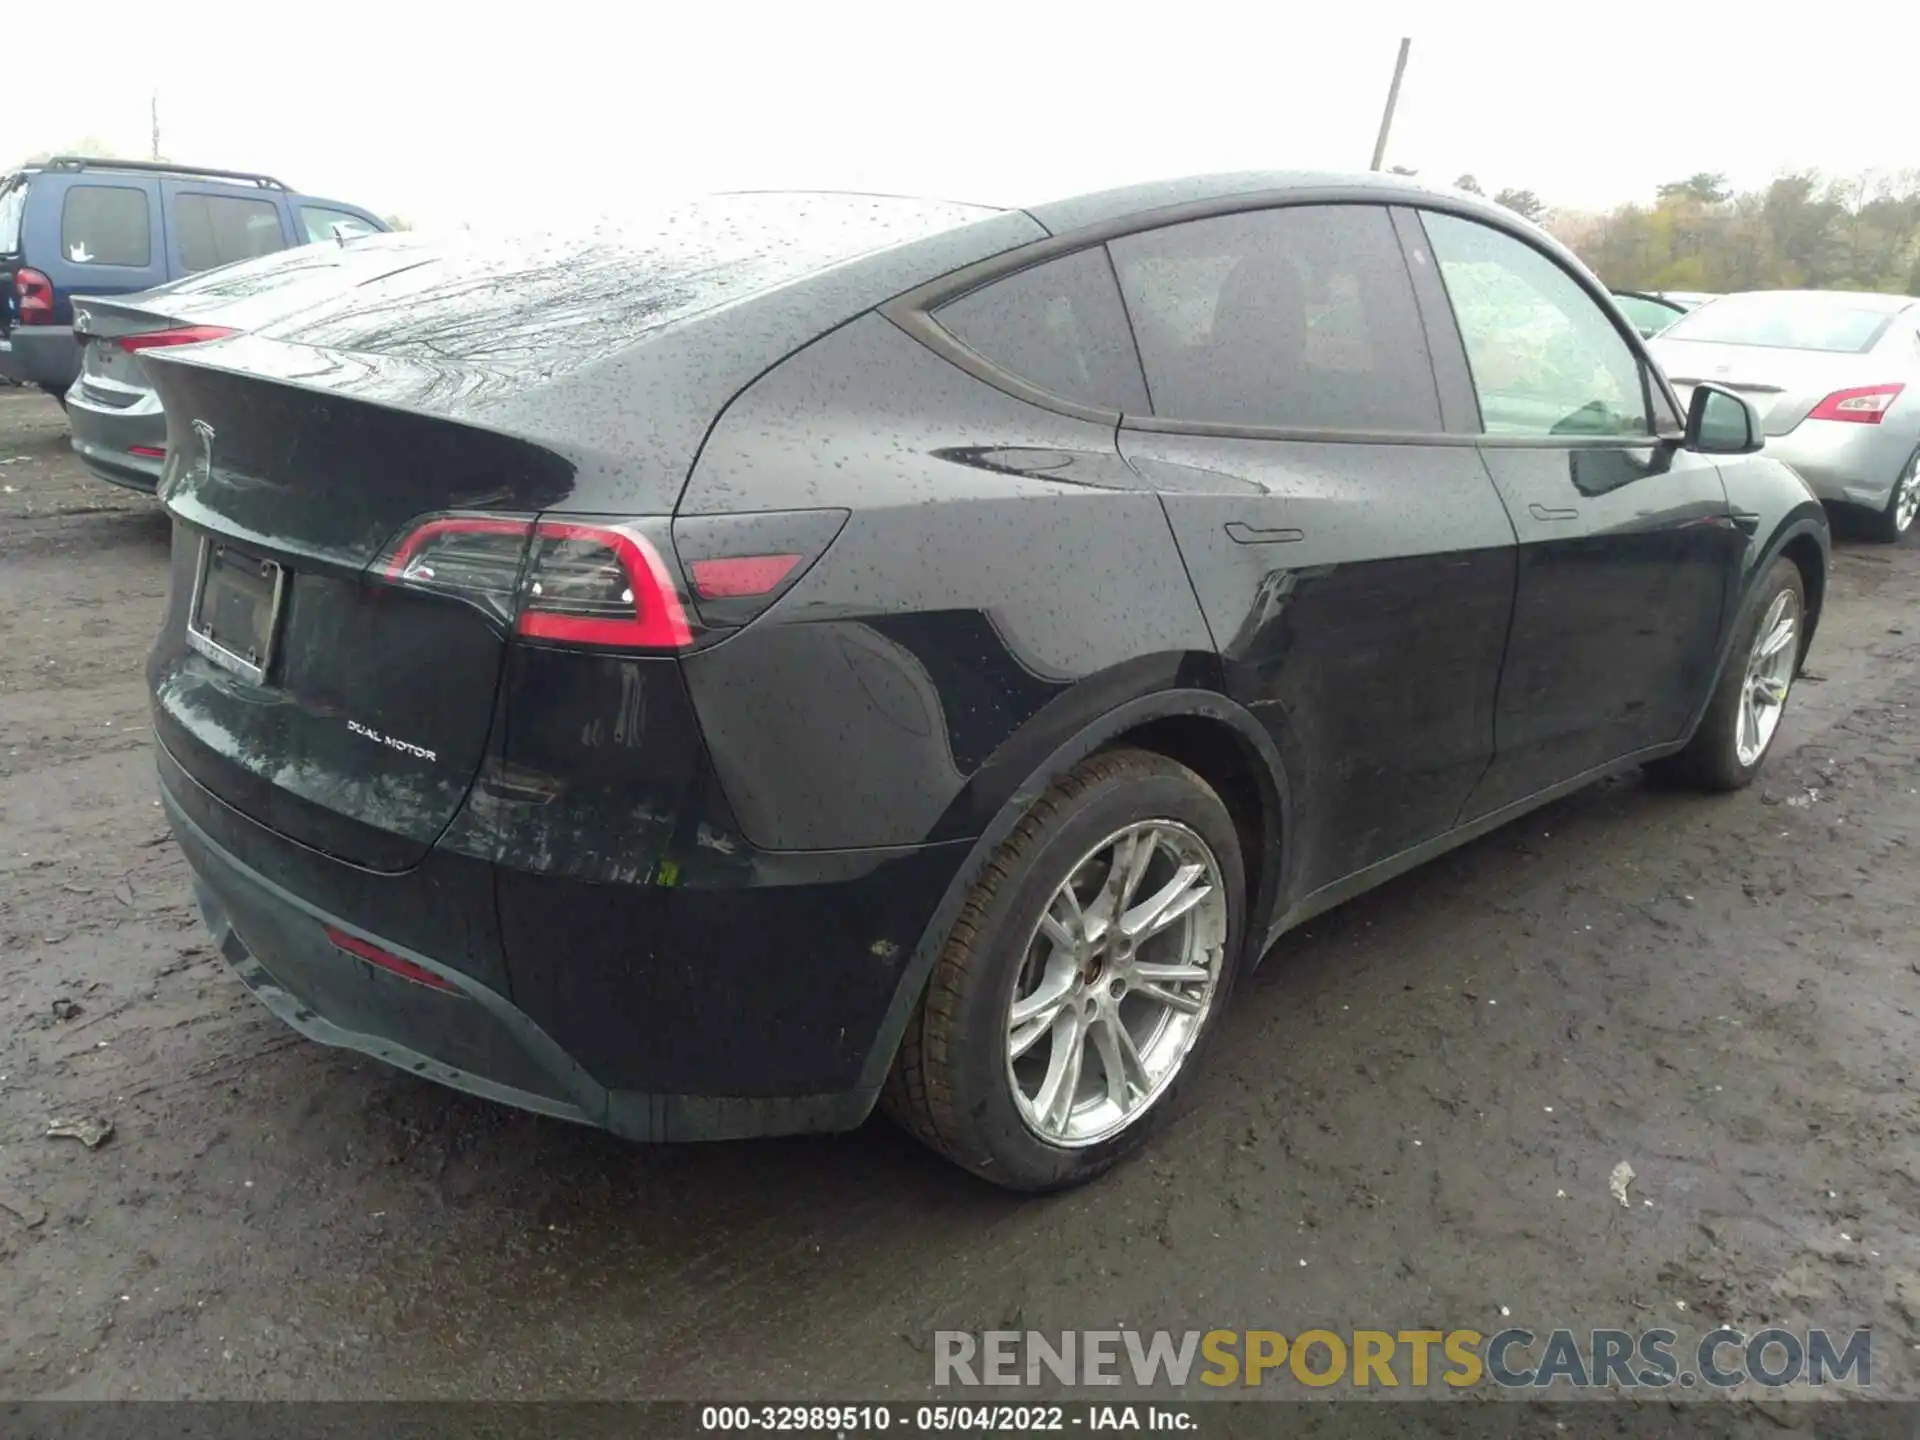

1736,588,1800,768
1895,453,1920,534
1005,820,1228,1148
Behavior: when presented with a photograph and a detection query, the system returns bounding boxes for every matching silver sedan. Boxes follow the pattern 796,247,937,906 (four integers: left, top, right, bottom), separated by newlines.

1650,290,1920,541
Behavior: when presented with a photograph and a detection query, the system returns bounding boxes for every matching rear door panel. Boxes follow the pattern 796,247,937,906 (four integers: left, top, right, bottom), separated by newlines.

1131,434,1515,897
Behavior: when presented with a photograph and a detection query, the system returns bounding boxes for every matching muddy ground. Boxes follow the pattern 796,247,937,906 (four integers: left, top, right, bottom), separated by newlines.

0,384,1917,1403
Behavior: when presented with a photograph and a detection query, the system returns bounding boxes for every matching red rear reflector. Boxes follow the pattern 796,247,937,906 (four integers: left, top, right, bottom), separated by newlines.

324,926,456,992
117,325,237,353
128,445,166,459
688,553,802,599
1808,383,1903,424
14,268,53,325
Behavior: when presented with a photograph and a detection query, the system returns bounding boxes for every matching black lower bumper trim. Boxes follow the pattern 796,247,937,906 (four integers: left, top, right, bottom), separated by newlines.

166,789,880,1142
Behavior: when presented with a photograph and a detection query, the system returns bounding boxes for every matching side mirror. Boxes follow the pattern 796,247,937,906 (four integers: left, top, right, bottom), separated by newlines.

1686,382,1762,455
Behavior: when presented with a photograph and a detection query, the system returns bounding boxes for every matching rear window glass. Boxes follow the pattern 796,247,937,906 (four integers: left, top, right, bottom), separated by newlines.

934,247,1149,412
0,178,26,253
300,206,378,243
1661,293,1900,353
61,185,151,267
266,193,997,374
175,194,287,273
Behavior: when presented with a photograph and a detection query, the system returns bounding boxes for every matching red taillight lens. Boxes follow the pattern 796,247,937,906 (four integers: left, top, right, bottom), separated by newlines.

518,522,694,649
1807,383,1903,424
375,513,694,649
117,324,237,353
14,268,53,325
324,926,456,992
128,445,167,459
688,553,802,599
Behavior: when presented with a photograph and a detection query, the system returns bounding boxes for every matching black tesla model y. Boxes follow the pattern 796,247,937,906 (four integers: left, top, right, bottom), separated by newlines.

144,175,1828,1190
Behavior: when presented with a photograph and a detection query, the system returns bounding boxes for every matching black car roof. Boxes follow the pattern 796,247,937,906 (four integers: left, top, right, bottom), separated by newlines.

1021,169,1486,236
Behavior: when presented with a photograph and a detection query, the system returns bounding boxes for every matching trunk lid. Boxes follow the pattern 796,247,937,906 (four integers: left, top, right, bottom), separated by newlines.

145,358,578,871
1650,337,1880,436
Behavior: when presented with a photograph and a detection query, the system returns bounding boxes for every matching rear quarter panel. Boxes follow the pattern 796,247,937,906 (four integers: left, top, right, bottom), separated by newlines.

677,312,1218,851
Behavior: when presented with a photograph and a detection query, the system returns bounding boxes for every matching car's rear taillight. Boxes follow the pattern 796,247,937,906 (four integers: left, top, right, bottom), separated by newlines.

14,268,53,325
517,522,694,649
1808,383,1903,424
117,324,237,353
376,508,849,649
376,514,692,649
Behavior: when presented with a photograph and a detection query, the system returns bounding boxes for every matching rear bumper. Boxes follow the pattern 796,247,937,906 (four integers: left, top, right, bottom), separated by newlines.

159,735,969,1141
8,325,81,391
0,334,22,384
68,379,166,492
1763,421,1911,510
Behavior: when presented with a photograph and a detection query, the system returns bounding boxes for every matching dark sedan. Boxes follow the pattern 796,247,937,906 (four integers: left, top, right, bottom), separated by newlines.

142,175,1828,1191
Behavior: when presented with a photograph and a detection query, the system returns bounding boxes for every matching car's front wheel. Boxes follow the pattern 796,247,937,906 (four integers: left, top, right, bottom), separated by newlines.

883,748,1245,1191
1655,556,1806,792
1866,447,1919,544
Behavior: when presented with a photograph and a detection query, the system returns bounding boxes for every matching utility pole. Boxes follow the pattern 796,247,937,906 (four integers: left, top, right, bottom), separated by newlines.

150,92,160,160
1368,38,1412,172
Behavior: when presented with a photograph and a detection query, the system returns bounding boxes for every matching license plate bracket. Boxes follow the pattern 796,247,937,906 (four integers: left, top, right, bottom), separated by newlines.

186,537,286,684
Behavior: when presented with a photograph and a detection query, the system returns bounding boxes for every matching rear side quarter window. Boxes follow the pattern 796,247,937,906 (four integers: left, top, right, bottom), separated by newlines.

931,247,1150,413
60,185,152,266
299,206,379,243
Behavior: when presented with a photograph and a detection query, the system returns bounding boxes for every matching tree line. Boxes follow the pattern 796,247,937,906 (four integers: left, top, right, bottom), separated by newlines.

1427,168,1920,297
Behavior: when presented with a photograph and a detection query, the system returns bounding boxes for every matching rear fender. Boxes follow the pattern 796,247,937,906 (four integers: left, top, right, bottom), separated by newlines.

854,681,1290,1093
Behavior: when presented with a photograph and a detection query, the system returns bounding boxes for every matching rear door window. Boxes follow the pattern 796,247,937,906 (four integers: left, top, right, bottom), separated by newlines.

299,206,379,243
1109,204,1443,432
933,247,1149,412
61,184,152,266
174,193,289,272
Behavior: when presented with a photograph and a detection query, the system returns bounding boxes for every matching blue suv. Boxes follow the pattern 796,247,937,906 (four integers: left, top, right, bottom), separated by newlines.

0,155,385,401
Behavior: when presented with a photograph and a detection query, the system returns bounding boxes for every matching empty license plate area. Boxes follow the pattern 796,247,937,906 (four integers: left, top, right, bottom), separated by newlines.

186,537,286,684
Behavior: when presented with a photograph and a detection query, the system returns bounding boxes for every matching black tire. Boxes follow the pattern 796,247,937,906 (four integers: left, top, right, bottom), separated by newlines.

1864,448,1919,544
882,748,1246,1192
1654,556,1806,792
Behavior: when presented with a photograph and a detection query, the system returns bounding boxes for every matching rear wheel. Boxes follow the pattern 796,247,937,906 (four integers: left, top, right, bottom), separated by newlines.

1655,557,1805,792
1865,448,1919,544
883,748,1245,1191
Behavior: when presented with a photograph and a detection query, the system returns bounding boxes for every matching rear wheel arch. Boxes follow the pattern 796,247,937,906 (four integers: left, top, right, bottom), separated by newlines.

855,687,1289,1094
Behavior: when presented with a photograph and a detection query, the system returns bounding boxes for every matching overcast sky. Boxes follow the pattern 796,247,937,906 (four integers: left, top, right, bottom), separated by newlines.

8,2,1918,233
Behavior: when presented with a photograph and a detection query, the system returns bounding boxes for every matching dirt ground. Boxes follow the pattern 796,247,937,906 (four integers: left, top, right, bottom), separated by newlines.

1,383,1917,1403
